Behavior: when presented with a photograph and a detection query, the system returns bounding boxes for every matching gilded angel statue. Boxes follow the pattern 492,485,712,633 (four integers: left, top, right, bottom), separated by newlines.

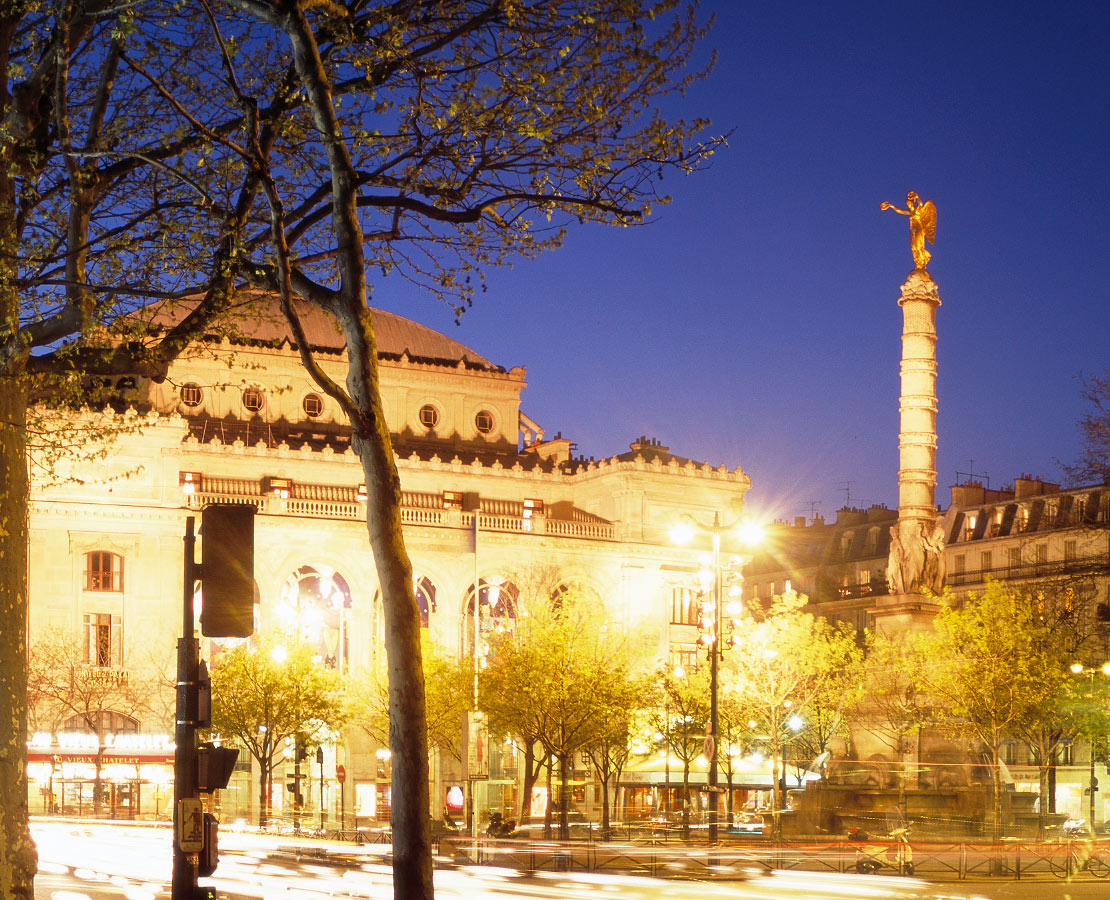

880,191,936,270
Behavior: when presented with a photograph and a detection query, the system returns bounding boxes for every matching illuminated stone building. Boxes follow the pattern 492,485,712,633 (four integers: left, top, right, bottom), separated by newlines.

744,475,1110,826
25,298,751,823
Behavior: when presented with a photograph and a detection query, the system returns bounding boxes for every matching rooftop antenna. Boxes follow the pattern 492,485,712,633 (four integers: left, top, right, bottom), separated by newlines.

955,459,990,490
838,480,854,509
805,500,822,522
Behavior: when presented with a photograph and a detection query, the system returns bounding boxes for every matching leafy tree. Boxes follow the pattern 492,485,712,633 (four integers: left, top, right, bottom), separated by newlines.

480,586,646,838
922,581,1070,840
27,630,155,816
208,641,347,826
0,3,721,893
650,665,709,834
351,636,472,768
584,664,655,834
722,592,859,836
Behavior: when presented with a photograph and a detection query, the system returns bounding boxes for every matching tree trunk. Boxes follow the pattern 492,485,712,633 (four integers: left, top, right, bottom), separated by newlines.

682,759,691,837
0,374,38,898
259,758,269,827
559,751,570,840
343,312,431,898
521,741,539,823
600,772,611,833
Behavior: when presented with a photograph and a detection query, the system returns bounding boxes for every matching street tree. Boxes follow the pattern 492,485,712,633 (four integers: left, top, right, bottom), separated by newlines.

351,636,472,772
722,592,859,835
922,581,1070,840
27,630,154,816
650,664,710,834
480,585,646,838
208,641,347,826
0,4,722,894
583,662,655,834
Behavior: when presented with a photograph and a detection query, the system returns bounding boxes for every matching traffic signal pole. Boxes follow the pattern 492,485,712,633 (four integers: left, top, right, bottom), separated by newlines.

173,517,201,900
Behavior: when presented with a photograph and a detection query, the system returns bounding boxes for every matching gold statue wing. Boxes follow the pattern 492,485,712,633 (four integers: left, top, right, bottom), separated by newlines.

921,200,937,244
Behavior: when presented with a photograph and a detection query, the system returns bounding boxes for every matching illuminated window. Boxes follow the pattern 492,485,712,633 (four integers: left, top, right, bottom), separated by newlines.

522,498,544,531
264,476,291,498
419,404,439,429
242,387,264,412
303,393,323,418
414,575,437,628
475,410,494,434
181,383,203,407
670,587,698,625
84,551,123,592
83,613,122,667
180,472,201,495
442,491,463,510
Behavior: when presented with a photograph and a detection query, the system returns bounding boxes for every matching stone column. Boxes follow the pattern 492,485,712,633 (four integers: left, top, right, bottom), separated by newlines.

897,271,940,528
876,270,946,629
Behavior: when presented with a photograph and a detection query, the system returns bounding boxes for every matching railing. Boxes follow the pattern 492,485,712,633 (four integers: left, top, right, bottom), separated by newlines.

949,554,1110,586
184,488,614,540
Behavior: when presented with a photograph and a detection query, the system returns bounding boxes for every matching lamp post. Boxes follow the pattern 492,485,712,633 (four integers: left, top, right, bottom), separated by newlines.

1070,662,1110,832
672,514,762,844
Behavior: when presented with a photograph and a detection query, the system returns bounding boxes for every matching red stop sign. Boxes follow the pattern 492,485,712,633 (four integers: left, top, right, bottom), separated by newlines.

336,765,346,783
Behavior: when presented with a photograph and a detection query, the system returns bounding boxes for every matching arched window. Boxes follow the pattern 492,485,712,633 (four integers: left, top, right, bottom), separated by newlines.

464,578,518,659
84,551,123,592
279,565,352,670
414,575,437,628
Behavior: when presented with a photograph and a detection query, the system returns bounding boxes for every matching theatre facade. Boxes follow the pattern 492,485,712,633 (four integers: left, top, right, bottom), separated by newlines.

26,297,752,823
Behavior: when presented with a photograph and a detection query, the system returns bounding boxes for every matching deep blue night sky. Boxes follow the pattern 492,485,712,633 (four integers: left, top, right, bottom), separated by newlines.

375,0,1110,525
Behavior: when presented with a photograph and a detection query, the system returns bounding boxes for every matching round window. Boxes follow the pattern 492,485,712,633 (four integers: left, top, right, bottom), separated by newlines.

181,383,203,408
303,393,324,418
242,387,264,412
475,410,494,434
419,404,439,429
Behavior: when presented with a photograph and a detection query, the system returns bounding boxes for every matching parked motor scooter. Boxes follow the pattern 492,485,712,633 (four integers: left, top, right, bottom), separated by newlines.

850,826,914,875
485,811,518,837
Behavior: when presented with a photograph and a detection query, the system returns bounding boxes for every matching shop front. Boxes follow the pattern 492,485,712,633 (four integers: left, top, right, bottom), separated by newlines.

27,731,175,820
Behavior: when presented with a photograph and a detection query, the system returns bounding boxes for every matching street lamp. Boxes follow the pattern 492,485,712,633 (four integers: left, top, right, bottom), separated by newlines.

672,513,762,844
1070,661,1110,832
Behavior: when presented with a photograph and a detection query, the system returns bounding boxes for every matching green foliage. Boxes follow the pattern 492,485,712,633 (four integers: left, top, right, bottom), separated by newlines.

350,634,471,764
720,592,863,823
208,638,347,823
479,583,650,831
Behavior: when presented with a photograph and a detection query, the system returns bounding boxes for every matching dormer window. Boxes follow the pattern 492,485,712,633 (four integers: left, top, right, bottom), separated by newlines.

243,387,265,412
419,404,439,429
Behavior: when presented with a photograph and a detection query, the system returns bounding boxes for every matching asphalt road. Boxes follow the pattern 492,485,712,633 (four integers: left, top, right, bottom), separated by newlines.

29,820,1110,900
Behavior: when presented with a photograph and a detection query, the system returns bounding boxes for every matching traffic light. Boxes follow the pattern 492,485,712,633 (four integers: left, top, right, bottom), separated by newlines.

200,503,256,638
295,733,308,763
286,780,304,809
197,742,239,793
198,812,219,877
